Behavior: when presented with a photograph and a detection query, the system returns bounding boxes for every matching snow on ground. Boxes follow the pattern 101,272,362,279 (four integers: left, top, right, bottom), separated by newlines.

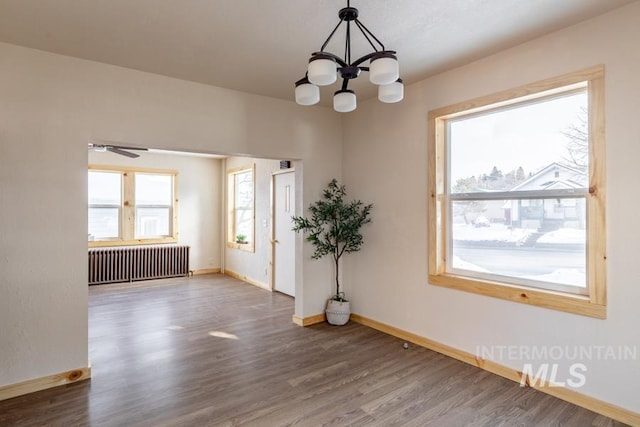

453,257,586,287
522,269,586,287
452,256,490,273
454,224,585,245
537,228,585,244
452,224,532,243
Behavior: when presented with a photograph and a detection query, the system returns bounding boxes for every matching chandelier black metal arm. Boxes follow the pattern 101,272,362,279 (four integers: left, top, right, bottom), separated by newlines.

309,50,397,70
314,0,395,75
352,16,386,51
310,51,349,68
319,1,385,54
341,77,349,91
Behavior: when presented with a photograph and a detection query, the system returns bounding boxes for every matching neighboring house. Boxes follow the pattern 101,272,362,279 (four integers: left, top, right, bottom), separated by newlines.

480,196,506,225
451,190,505,225
506,163,587,230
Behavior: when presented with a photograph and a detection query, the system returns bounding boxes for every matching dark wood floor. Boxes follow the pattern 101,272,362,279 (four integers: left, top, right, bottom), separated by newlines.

0,274,628,426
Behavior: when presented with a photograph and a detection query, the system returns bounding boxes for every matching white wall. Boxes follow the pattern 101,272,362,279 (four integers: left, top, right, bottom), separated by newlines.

224,156,282,287
342,2,640,413
0,41,341,388
6,3,638,413
88,150,222,271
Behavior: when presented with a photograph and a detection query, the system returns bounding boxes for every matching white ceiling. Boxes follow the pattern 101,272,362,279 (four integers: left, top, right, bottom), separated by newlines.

0,0,635,105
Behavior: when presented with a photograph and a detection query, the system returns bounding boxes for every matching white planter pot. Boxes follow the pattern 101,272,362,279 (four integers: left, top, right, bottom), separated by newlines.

326,299,351,326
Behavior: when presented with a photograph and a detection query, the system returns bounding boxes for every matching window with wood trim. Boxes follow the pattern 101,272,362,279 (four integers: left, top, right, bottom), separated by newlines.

227,164,255,252
88,166,178,247
428,66,606,318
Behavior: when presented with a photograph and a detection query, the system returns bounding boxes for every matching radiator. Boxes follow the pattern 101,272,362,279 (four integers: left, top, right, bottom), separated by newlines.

88,245,190,285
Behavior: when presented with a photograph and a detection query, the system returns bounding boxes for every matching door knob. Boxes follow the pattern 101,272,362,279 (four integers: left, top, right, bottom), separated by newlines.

271,239,279,244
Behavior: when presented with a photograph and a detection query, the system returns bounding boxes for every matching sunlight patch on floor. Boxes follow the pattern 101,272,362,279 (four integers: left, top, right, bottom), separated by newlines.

209,331,239,340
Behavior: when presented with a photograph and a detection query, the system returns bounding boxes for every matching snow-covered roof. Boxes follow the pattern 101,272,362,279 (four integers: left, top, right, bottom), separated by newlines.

511,162,587,191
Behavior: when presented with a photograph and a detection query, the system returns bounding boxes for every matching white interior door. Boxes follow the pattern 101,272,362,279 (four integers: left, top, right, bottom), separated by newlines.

273,171,295,297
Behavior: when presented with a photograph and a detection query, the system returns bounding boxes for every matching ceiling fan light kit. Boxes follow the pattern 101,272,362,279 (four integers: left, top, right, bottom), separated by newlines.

294,0,403,113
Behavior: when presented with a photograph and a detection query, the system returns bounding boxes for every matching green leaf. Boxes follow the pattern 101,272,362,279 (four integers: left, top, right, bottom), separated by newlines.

291,179,373,297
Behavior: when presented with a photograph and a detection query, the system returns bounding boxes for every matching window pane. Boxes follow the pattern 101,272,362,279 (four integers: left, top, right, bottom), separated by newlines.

88,171,121,205
450,198,586,289
88,207,120,239
136,173,172,205
235,208,252,240
135,207,170,238
233,170,253,243
235,171,253,209
449,91,588,194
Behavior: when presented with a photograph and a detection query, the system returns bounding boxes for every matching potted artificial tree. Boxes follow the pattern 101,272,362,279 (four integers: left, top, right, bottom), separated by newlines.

292,179,372,325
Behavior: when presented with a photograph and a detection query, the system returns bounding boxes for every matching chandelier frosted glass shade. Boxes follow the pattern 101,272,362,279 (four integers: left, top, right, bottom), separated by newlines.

295,79,320,106
333,90,357,113
308,56,337,86
369,53,399,86
378,79,404,103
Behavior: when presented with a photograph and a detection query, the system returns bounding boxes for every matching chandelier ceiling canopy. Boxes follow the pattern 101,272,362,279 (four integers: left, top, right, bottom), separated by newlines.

295,0,403,113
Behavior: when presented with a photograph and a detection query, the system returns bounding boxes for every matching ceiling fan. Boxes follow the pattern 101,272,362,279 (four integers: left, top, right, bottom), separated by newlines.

88,142,148,158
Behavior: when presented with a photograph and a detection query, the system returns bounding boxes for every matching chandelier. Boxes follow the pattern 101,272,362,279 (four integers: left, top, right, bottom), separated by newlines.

294,0,403,113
